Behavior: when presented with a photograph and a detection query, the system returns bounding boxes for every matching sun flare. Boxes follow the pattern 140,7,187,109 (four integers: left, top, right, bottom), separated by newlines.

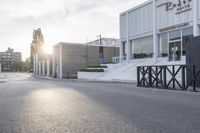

44,45,52,54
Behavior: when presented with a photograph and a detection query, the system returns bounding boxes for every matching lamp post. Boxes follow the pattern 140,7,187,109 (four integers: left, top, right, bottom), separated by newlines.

96,34,102,45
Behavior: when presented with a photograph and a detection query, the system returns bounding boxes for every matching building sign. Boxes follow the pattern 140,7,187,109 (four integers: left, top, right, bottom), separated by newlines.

159,22,189,32
157,0,192,14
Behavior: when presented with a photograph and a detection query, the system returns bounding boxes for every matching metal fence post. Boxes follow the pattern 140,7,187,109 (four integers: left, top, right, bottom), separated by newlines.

163,66,167,88
142,67,145,86
182,65,186,90
137,67,140,87
172,66,175,89
193,65,196,92
148,66,152,87
156,66,158,88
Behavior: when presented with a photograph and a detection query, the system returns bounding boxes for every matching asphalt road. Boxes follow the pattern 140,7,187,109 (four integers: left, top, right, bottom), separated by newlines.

0,73,200,133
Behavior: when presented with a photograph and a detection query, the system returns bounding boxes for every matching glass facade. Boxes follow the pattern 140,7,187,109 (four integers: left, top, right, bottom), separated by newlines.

130,40,134,59
133,36,153,59
169,30,181,41
121,27,193,61
122,42,126,56
158,27,193,61
169,41,182,61
159,33,168,57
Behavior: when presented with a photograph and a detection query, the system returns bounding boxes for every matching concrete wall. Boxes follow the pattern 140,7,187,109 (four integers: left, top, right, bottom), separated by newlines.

104,47,119,63
87,46,99,66
52,46,60,78
120,0,195,41
156,0,193,30
120,1,153,41
61,44,87,77
53,43,119,78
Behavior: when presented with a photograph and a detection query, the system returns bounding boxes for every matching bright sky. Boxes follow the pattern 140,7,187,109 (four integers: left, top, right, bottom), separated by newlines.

0,0,147,60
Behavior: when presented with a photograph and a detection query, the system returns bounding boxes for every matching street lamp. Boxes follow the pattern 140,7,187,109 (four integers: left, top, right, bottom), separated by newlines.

96,34,102,45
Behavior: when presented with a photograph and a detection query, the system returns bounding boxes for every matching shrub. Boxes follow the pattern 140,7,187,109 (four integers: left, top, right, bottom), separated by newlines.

63,76,77,79
102,62,116,64
79,69,104,72
87,66,108,68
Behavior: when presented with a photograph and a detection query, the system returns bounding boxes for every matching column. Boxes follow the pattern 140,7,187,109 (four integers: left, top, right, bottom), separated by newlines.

193,0,199,37
153,0,158,62
42,60,45,76
39,61,41,76
52,55,55,78
119,14,123,63
47,59,50,77
126,13,130,63
33,55,35,74
59,45,63,79
36,54,39,75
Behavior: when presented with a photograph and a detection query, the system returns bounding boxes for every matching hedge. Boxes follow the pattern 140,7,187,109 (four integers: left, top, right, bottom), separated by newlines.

79,69,104,72
87,66,108,68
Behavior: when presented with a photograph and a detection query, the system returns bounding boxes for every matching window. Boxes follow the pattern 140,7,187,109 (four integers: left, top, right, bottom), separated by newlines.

159,33,168,57
169,30,181,41
122,42,126,56
134,36,153,59
130,40,134,59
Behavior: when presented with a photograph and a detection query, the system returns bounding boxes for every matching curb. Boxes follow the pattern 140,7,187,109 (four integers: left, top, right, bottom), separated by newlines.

32,74,136,84
75,79,136,84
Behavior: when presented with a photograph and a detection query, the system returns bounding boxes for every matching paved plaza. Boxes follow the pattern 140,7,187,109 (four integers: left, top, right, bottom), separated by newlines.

0,73,199,133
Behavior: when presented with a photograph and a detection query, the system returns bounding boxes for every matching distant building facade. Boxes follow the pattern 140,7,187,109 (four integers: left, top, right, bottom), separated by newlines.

0,48,22,72
52,40,119,79
33,38,120,79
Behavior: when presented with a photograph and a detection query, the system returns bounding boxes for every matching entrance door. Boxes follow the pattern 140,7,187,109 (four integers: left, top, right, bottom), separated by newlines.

169,41,182,61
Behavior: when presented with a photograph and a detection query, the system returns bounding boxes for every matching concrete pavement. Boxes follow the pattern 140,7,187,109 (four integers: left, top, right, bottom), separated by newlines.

0,73,5,83
0,73,200,133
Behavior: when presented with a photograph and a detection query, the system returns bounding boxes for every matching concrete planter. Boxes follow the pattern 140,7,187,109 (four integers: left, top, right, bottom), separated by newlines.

78,71,104,80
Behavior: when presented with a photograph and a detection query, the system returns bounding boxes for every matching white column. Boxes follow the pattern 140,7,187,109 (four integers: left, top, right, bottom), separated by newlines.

119,15,123,63
126,13,130,63
193,0,199,37
34,54,36,75
42,60,45,76
33,54,34,74
59,45,63,79
36,54,39,75
39,61,41,76
52,55,55,78
33,55,35,74
47,59,50,77
153,0,158,62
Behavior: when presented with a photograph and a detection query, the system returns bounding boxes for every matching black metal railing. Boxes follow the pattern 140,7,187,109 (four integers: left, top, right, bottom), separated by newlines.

137,65,200,91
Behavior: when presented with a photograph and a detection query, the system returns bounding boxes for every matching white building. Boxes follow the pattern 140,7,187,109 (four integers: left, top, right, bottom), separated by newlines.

120,0,199,63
